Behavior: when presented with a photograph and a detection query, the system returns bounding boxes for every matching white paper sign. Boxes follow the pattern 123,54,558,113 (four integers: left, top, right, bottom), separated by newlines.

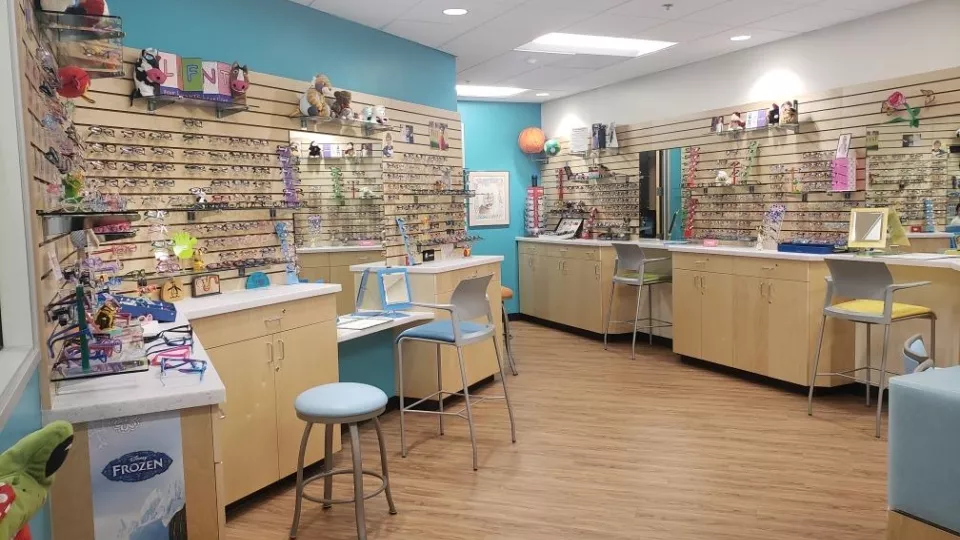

570,127,589,153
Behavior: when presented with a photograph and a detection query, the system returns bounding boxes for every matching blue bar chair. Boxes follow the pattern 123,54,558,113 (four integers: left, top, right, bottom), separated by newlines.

396,274,517,470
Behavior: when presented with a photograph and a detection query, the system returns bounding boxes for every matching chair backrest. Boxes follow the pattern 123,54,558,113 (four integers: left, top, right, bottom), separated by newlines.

611,242,647,274
824,259,893,301
450,274,493,322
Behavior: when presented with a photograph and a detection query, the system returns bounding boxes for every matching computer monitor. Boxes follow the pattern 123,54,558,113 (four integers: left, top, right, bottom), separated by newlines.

848,208,889,249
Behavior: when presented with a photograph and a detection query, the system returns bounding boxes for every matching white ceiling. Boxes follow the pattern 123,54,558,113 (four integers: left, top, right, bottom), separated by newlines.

288,0,926,102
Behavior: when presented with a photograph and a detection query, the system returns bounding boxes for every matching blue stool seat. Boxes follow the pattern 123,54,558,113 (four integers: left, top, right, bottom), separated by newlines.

295,383,388,422
398,320,490,343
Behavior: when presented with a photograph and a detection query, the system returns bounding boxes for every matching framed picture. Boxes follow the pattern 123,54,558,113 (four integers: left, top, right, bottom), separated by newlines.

468,171,510,227
191,274,221,297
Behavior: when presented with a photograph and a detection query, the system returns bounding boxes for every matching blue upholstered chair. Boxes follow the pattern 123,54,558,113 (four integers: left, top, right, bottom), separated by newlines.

289,382,397,540
396,274,517,471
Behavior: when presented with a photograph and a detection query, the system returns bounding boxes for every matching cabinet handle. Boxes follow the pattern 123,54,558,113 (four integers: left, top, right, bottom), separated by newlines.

761,265,775,271
276,339,285,371
218,406,226,420
594,264,600,279
695,260,707,266
700,275,706,294
759,281,765,297
264,317,282,327
767,283,774,304
266,341,274,365
559,248,569,252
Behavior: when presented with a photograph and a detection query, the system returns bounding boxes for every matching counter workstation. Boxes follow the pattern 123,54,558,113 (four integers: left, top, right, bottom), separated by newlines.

517,237,958,387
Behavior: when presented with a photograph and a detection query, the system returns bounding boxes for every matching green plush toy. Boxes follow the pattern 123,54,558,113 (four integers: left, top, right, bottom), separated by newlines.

0,421,74,540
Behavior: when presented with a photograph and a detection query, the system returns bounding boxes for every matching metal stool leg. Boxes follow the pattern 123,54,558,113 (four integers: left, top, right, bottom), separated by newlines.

865,324,872,407
604,281,616,350
492,334,517,444
930,314,937,367
876,323,891,438
631,284,642,360
807,314,828,416
455,345,479,471
398,339,407,458
436,343,444,436
348,423,367,540
322,423,334,509
502,308,518,376
647,284,654,345
289,422,314,539
373,417,398,515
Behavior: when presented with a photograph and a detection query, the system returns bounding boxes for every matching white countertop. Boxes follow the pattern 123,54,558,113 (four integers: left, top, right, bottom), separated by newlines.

824,253,960,270
516,236,670,249
298,245,383,254
44,284,341,424
337,311,434,343
666,244,829,261
905,232,954,239
350,255,504,274
177,283,341,319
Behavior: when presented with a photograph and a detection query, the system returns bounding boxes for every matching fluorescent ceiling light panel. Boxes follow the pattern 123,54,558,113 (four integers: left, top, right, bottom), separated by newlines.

515,33,675,57
730,35,752,41
443,8,468,15
456,85,527,98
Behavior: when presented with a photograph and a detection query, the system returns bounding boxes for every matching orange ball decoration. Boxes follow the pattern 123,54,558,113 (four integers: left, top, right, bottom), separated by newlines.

518,127,546,154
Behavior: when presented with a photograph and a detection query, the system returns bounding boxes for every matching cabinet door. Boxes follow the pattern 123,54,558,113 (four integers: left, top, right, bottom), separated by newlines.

532,255,551,320
566,258,603,333
766,279,810,385
275,322,341,477
672,269,702,358
518,253,537,317
208,335,279,503
700,272,735,366
299,266,330,286
545,257,567,325
329,265,359,315
732,276,768,374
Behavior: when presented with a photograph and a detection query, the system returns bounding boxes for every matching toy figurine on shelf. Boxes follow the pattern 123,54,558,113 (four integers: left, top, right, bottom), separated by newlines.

192,248,206,272
729,112,745,130
292,74,334,118
768,103,780,125
331,90,353,119
57,66,95,103
64,0,109,15
308,142,322,157
780,101,798,125
374,105,389,125
130,49,167,104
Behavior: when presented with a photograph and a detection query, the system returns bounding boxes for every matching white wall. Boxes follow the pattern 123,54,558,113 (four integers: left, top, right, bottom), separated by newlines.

542,0,960,137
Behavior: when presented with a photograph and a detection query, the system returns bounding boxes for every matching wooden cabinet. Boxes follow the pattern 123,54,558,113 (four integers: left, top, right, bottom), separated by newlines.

194,295,340,504
518,243,673,336
674,254,853,387
300,250,383,315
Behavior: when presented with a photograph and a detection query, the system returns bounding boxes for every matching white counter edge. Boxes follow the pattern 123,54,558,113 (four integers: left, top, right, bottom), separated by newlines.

297,245,383,254
349,255,504,274
177,283,342,319
516,236,670,248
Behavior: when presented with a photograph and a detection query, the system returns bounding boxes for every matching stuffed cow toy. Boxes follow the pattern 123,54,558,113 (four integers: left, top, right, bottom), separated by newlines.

0,421,74,540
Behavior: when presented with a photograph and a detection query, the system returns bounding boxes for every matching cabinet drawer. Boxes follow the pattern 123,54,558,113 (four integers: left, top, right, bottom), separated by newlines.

192,296,337,348
298,252,330,268
437,263,499,293
518,243,542,255
673,253,733,274
278,295,338,331
329,251,381,267
545,245,600,260
734,258,809,282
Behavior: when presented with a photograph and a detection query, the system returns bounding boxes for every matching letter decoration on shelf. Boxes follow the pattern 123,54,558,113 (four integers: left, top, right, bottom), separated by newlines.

131,48,248,106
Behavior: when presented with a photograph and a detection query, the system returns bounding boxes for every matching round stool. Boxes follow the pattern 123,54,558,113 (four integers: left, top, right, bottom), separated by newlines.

500,286,519,376
289,383,397,540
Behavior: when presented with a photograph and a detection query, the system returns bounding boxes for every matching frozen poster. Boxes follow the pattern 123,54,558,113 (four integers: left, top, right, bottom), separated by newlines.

88,411,187,540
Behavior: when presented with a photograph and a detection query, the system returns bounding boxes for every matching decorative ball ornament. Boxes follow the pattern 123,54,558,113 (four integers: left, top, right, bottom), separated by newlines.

544,139,561,156
518,127,546,154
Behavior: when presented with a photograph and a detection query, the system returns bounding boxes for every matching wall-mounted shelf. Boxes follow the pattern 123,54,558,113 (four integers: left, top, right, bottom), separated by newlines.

36,10,125,78
570,148,621,158
719,123,800,136
298,115,393,134
36,10,125,41
36,211,141,239
134,96,254,119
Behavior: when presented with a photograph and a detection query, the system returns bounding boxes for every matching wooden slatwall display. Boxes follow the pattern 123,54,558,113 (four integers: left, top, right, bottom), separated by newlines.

537,147,643,237
289,131,383,248
381,122,467,265
542,67,960,243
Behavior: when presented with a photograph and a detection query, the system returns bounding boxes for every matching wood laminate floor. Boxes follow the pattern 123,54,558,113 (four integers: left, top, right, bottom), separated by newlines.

225,322,888,540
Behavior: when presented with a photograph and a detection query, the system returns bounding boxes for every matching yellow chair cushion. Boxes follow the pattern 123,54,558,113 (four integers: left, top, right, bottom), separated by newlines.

831,299,932,319
618,271,666,283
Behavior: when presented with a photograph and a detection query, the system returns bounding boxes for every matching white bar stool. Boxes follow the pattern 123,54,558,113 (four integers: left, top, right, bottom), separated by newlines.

396,274,517,471
289,382,397,540
603,242,673,359
807,259,936,438
501,286,519,376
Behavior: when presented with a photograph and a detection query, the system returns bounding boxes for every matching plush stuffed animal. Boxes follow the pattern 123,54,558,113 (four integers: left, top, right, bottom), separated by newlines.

64,0,108,15
308,142,322,158
331,90,353,119
57,66,95,103
293,74,333,118
767,103,779,125
374,105,388,125
729,112,745,130
229,63,249,99
129,49,167,104
0,421,74,540
362,106,375,123
780,101,797,125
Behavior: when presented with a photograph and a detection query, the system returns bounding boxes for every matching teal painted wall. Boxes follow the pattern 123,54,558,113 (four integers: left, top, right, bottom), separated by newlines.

109,0,457,111
0,372,51,540
458,101,542,314
338,332,396,397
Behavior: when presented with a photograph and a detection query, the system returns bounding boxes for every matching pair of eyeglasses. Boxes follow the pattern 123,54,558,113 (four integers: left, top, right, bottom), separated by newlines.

160,358,208,383
145,325,193,345
183,119,204,128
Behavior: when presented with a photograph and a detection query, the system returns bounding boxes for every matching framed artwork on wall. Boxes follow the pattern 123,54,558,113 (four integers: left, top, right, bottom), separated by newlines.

468,171,510,227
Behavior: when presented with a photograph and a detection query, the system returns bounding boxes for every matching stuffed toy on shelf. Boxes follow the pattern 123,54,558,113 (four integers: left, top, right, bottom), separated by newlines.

293,74,334,118
0,421,74,540
331,90,353,119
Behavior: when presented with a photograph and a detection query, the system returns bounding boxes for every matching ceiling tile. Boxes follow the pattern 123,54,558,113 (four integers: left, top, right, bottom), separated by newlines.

502,66,596,90
456,51,566,84
524,0,635,13
638,19,730,41
683,0,808,26
610,0,730,20
561,12,670,38
549,54,632,70
825,0,924,13
381,19,469,48
753,5,864,33
308,0,422,28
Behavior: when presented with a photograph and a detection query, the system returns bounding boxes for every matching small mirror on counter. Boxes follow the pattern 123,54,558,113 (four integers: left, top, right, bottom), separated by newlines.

379,268,412,311
848,208,889,249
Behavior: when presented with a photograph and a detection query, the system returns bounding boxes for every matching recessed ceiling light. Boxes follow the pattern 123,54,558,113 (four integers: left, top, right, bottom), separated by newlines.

443,8,468,15
526,58,538,65
536,92,550,97
456,85,527,98
516,33,675,57
730,35,752,41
